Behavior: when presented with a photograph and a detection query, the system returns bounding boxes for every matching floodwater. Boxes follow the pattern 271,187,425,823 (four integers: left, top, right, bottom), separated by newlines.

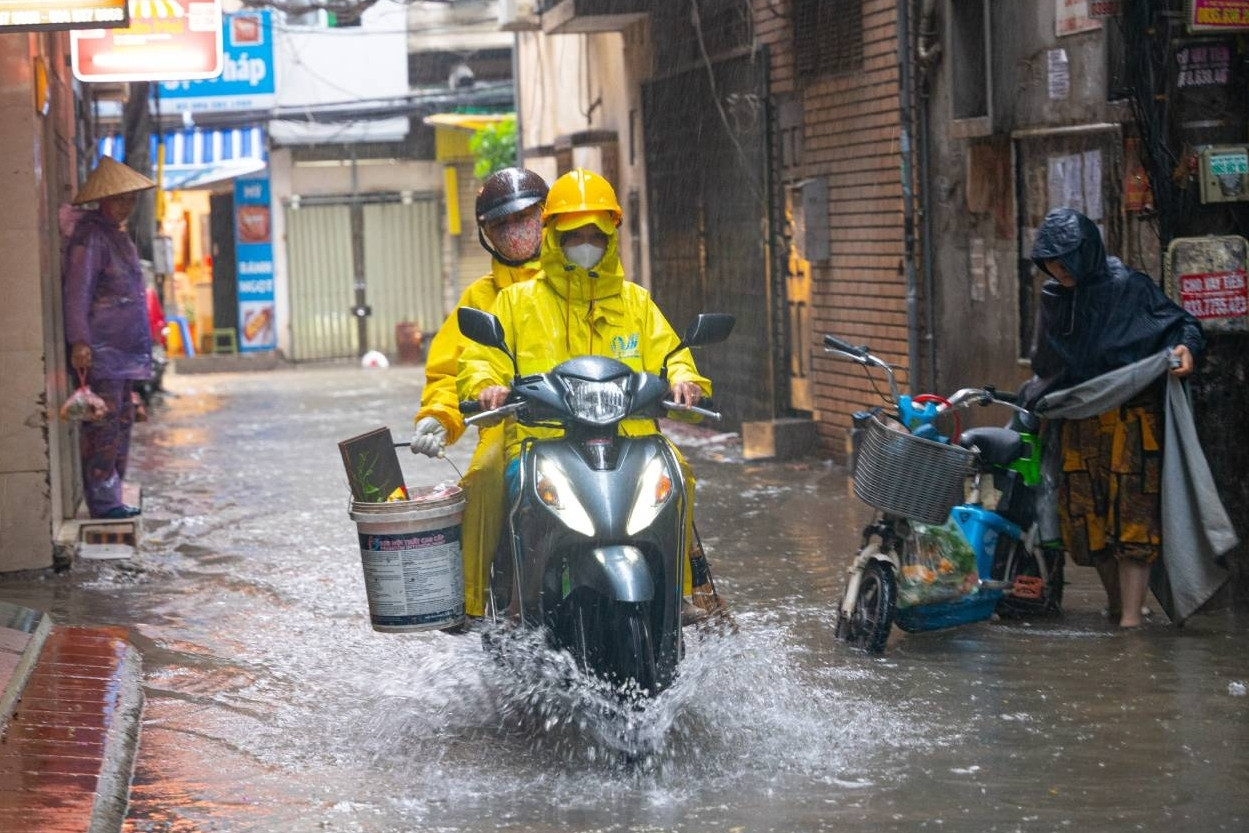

2,363,1248,833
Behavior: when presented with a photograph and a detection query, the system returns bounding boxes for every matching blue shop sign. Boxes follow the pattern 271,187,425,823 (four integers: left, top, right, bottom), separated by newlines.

235,176,276,352
158,10,275,114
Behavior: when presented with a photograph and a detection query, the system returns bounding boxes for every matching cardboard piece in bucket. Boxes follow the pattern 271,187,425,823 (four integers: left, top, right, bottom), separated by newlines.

339,427,409,502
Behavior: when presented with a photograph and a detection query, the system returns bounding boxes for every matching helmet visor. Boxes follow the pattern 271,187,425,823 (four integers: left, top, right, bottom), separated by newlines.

552,210,617,235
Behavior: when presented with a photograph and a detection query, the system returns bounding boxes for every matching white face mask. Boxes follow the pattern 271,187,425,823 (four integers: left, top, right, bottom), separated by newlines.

563,242,605,271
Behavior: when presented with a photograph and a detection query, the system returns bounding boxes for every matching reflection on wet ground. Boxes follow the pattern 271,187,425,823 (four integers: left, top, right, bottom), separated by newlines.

1,364,1246,832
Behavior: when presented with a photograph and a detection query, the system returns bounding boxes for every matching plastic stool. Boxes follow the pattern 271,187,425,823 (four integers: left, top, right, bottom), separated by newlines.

211,328,238,354
169,316,195,357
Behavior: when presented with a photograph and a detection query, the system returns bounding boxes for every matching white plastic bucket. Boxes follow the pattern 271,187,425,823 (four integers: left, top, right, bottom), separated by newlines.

348,485,466,633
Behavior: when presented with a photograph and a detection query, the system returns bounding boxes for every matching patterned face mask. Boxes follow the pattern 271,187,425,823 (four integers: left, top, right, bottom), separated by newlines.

486,209,543,263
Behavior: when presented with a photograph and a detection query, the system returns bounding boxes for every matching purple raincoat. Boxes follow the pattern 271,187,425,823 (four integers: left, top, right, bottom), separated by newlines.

61,206,152,381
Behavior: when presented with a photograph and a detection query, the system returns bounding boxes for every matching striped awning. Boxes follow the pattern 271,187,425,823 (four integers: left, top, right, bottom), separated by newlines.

130,0,184,19
98,126,267,190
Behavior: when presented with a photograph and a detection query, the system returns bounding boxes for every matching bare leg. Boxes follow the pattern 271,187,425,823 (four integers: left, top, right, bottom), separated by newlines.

1092,552,1122,621
1118,559,1151,628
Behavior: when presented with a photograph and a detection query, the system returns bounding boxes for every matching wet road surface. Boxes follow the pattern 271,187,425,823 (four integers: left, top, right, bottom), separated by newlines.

2,363,1247,832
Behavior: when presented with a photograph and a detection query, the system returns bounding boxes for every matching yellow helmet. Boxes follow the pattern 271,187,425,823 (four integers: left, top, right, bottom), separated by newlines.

542,168,622,226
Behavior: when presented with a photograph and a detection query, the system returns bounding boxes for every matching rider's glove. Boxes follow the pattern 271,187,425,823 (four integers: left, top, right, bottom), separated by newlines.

410,416,447,458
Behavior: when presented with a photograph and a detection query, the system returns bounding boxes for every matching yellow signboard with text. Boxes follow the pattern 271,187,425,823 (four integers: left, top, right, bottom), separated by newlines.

0,0,127,30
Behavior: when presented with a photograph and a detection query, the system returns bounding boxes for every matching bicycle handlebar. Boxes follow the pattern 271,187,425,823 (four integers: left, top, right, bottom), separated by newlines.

823,333,1034,418
823,334,865,358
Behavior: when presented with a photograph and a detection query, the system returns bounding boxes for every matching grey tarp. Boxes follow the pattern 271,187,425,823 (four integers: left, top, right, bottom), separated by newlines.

1034,350,1238,624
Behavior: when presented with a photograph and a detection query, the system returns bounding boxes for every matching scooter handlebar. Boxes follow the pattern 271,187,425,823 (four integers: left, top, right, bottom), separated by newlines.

661,398,721,421
463,400,524,426
459,400,482,415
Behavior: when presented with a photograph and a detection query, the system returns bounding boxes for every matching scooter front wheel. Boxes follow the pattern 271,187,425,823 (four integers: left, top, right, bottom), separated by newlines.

836,560,897,654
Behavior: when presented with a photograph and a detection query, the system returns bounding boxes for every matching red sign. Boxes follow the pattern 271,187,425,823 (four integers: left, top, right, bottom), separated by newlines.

1178,269,1249,319
1089,0,1122,16
71,0,222,82
1190,0,1249,30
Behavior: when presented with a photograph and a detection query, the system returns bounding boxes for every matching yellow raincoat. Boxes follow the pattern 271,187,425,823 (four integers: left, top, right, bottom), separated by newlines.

458,219,711,594
415,259,537,617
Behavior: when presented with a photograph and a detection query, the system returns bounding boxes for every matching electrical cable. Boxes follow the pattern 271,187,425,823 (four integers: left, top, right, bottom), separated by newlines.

689,0,764,208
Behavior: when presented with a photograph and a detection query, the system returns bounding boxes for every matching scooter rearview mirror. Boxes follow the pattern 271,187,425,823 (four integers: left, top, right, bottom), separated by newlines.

682,313,735,348
660,313,735,380
457,307,519,379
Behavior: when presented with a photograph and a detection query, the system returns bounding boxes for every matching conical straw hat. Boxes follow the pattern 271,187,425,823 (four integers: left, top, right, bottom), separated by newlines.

71,156,156,205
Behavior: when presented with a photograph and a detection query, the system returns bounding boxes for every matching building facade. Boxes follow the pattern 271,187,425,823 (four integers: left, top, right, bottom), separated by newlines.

0,31,86,571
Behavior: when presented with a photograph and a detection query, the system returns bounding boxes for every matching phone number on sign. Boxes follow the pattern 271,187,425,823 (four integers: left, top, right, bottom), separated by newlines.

1179,270,1248,319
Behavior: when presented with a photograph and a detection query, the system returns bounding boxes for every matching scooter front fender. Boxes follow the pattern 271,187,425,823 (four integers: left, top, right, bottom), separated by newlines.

840,542,898,618
569,545,654,603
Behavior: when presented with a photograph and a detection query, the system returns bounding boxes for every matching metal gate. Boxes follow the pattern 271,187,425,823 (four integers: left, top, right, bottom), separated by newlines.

642,53,776,426
285,195,442,362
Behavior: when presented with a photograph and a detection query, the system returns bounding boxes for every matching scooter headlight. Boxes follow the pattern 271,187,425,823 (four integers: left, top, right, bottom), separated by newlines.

626,455,675,535
564,377,630,424
535,457,596,537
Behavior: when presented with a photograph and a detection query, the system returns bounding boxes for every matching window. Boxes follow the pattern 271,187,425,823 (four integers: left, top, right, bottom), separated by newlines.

950,0,989,122
794,0,864,81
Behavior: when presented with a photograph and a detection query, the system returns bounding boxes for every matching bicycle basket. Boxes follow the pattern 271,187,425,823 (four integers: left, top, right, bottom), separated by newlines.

852,413,977,525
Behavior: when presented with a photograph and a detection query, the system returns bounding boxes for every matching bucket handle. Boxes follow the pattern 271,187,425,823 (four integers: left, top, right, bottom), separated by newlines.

393,441,464,481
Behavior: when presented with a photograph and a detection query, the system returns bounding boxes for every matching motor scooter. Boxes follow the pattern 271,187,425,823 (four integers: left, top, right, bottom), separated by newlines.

825,334,1065,653
457,307,734,697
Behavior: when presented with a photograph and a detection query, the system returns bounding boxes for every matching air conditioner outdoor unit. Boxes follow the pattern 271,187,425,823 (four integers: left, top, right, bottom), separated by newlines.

498,0,540,31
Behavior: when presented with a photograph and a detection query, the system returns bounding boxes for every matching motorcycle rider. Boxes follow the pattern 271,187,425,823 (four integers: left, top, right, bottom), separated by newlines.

457,168,728,624
410,167,549,621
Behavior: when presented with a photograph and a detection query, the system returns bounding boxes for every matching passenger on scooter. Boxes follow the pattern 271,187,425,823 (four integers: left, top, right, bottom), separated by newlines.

409,167,549,620
457,168,729,624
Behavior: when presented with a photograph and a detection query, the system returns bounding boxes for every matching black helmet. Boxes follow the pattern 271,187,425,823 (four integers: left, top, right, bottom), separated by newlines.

475,167,548,225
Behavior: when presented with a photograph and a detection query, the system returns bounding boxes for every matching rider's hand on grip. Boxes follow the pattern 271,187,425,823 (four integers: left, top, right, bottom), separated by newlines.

478,385,510,411
669,380,703,409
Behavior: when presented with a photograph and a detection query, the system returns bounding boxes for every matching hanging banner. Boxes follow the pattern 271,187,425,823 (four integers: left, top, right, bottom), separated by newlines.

0,0,127,31
71,0,223,82
157,10,275,114
1189,0,1249,30
235,176,276,353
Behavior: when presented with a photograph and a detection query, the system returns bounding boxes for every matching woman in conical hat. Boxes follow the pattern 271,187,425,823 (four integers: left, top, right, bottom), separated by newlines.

62,156,157,519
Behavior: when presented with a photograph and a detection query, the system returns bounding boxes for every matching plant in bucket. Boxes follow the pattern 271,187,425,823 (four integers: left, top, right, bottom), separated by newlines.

340,427,467,633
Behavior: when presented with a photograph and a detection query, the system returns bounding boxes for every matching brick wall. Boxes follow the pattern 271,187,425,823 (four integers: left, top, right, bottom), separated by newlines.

757,0,908,459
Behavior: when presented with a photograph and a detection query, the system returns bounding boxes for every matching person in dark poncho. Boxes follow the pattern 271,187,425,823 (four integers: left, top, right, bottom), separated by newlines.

1028,207,1204,628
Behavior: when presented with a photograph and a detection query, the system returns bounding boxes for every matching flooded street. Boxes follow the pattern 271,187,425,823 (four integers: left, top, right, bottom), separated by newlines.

2,363,1248,832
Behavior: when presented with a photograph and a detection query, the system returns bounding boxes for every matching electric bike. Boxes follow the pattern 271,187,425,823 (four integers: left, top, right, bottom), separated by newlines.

458,307,734,696
825,334,1064,653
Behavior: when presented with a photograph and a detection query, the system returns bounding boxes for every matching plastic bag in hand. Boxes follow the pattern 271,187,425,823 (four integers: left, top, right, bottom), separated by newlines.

60,385,108,422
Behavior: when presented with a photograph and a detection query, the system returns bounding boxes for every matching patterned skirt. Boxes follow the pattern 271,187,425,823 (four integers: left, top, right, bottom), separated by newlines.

1057,388,1163,566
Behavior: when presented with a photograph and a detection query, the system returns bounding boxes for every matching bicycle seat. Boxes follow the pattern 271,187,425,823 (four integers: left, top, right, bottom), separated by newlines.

957,427,1023,466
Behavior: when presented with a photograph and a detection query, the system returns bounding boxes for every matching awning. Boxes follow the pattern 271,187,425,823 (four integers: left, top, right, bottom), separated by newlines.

98,126,267,191
422,113,513,132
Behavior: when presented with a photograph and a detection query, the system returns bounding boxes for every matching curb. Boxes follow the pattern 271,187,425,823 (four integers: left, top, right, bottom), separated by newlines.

0,602,51,735
88,641,143,833
0,616,143,833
